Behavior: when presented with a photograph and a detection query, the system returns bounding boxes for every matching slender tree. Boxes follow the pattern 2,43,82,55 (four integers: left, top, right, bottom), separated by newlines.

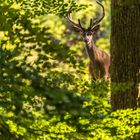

111,0,140,111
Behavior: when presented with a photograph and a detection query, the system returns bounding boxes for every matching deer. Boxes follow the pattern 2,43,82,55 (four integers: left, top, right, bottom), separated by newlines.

67,0,110,81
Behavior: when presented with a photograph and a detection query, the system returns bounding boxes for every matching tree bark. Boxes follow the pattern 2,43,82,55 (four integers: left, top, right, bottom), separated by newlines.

111,0,140,111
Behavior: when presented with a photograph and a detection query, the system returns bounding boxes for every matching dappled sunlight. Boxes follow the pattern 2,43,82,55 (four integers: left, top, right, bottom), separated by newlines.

0,0,139,139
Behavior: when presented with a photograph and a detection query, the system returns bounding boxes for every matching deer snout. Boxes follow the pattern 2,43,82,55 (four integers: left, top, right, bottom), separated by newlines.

83,36,92,43
83,37,89,42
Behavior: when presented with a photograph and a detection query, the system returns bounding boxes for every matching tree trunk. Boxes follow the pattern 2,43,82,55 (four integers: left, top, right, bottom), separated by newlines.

111,0,140,111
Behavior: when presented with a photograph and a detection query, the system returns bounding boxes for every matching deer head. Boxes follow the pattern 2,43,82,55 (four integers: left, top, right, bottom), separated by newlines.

67,0,105,44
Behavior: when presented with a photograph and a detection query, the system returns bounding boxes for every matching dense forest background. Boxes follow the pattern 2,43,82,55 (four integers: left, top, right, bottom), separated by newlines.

0,0,139,139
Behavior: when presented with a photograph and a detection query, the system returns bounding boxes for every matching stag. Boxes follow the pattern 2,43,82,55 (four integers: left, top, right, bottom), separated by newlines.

67,0,110,80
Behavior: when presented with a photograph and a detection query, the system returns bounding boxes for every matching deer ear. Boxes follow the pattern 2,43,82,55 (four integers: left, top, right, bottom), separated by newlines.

72,26,82,33
91,24,100,32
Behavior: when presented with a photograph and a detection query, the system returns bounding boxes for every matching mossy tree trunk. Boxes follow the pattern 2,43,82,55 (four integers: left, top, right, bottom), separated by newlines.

111,0,140,111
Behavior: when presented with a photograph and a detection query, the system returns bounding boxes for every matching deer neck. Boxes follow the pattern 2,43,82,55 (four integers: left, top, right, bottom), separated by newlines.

85,39,98,63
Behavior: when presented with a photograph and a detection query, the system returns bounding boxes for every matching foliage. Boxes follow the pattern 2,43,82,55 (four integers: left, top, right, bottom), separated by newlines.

0,0,139,139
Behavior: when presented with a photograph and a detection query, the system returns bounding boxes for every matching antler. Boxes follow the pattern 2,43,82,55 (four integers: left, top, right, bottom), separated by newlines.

89,0,105,29
67,12,84,30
